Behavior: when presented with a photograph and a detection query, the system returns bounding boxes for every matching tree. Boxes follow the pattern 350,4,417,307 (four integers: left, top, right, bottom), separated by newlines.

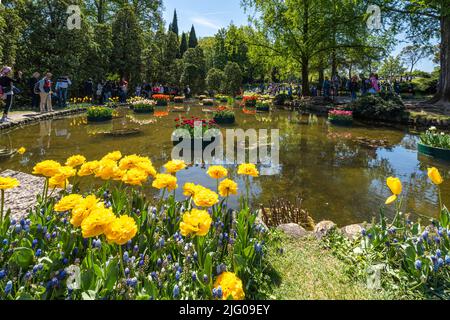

169,9,179,36
206,68,225,92
0,0,26,66
111,5,144,85
222,62,242,95
179,32,188,57
188,25,198,48
400,44,433,75
242,0,378,95
181,47,206,93
378,55,406,80
374,0,450,107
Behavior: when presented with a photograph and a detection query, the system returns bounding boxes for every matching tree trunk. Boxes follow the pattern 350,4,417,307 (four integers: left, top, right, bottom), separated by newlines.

318,63,324,91
302,57,310,96
429,13,450,109
331,50,337,79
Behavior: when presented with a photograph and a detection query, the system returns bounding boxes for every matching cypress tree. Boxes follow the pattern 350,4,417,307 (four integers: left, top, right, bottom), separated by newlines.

188,25,198,48
171,9,179,37
180,32,188,56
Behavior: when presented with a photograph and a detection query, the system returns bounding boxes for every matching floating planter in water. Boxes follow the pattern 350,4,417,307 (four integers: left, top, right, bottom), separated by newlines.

173,96,185,103
202,99,214,106
328,109,353,126
132,100,156,114
243,95,257,107
152,94,170,106
256,100,271,112
86,106,113,122
213,107,235,124
418,127,450,161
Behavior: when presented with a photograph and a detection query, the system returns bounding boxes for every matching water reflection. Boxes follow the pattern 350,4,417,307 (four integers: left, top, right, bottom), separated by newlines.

0,105,448,225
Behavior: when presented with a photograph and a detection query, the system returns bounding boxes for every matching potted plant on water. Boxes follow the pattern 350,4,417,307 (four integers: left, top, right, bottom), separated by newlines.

418,127,450,161
328,109,353,126
243,95,257,107
152,94,170,106
86,106,113,122
132,100,156,114
213,106,235,124
256,100,271,112
172,117,220,150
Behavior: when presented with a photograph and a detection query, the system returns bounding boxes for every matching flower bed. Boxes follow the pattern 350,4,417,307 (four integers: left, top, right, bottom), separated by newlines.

213,107,235,124
202,99,214,106
418,127,450,161
215,95,229,103
86,106,113,122
328,109,353,126
173,96,185,103
256,101,271,112
0,153,270,300
324,168,450,298
152,94,170,106
242,96,257,107
198,95,208,101
131,99,156,114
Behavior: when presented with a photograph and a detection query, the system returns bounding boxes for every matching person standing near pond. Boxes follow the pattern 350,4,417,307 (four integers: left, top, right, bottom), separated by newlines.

0,66,23,122
119,78,128,103
28,72,40,110
55,76,71,108
349,76,359,101
38,72,53,113
323,77,331,98
84,78,94,103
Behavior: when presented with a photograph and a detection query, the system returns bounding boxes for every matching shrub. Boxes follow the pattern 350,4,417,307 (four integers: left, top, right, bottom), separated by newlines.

206,68,224,93
86,106,113,122
349,94,406,122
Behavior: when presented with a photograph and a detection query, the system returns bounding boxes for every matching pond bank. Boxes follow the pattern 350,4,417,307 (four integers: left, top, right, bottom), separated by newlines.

0,107,87,132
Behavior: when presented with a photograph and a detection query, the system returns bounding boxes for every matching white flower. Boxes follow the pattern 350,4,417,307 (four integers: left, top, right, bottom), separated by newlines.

429,126,437,131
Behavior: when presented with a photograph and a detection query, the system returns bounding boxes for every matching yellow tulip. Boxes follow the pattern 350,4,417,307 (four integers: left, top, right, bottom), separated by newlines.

385,194,397,205
428,167,443,185
386,177,402,195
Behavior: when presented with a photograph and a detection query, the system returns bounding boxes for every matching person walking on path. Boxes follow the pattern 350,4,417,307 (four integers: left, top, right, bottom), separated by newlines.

28,72,40,110
323,77,331,98
0,66,22,122
38,72,53,113
55,76,71,108
349,76,359,101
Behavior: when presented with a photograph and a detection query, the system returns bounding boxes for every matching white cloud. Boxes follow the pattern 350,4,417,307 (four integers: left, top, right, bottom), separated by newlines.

191,17,221,30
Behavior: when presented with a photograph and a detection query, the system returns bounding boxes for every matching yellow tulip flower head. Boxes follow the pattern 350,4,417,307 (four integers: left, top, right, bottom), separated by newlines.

428,167,443,185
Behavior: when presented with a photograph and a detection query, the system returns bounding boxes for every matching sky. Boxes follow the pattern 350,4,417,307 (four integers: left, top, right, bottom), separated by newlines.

162,0,437,72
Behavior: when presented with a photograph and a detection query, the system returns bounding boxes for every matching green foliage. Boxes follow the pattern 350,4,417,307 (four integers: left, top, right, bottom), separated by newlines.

188,25,198,48
222,62,242,95
212,109,235,123
111,5,144,85
179,33,188,57
206,68,225,92
420,128,450,150
349,93,406,122
181,48,206,94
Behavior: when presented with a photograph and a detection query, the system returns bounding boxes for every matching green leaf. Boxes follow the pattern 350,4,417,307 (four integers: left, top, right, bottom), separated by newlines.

81,290,97,300
9,247,34,269
104,258,119,291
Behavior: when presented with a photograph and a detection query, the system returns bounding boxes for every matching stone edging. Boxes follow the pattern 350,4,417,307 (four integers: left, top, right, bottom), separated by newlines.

0,107,87,132
276,220,368,240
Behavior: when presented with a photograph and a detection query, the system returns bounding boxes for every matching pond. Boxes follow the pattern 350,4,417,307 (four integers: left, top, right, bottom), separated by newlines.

0,103,449,226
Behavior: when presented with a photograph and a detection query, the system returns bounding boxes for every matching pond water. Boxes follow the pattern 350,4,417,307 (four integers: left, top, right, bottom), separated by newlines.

0,103,449,226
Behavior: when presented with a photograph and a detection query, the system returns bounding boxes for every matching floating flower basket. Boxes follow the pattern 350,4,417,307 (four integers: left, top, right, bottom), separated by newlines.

243,96,257,107
328,109,353,126
202,99,214,106
174,96,185,103
86,106,113,122
198,95,208,101
256,101,271,112
418,143,450,161
153,94,170,106
213,107,235,124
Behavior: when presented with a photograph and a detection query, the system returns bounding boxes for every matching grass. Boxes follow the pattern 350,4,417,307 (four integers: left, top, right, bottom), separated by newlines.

267,233,389,300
